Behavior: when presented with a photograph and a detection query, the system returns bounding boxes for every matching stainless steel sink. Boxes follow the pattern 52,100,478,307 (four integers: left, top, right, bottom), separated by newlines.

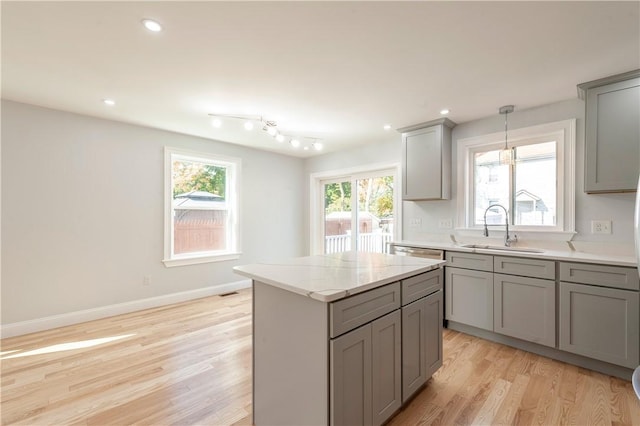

460,244,544,253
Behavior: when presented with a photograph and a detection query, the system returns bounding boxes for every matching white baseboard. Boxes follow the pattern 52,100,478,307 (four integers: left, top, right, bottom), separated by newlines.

1,279,252,338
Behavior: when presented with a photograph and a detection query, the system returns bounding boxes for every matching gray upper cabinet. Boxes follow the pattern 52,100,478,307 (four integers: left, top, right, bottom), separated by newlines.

579,70,640,193
399,118,456,200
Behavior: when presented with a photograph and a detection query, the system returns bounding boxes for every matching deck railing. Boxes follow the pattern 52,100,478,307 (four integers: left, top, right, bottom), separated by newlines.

325,232,393,254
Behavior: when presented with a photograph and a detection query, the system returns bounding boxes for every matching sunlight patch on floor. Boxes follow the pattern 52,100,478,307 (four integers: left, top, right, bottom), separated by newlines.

1,334,136,359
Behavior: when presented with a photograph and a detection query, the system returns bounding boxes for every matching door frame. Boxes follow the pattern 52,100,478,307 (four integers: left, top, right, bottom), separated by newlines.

309,162,402,255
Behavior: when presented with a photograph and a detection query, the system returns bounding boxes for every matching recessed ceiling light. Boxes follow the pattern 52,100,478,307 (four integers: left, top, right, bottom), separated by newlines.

313,142,323,151
303,146,310,151
243,121,254,131
211,118,222,128
290,139,300,148
142,19,162,32
440,109,450,115
102,98,115,106
383,124,392,130
276,134,285,143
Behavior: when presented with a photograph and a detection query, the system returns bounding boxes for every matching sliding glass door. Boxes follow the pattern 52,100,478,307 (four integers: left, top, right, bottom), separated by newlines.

320,169,395,254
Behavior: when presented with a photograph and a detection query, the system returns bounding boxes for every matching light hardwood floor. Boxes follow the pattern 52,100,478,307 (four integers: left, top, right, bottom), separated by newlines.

2,289,639,425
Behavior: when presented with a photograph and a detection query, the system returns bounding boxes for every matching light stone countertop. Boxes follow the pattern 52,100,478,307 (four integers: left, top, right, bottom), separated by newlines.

233,251,444,302
392,240,638,268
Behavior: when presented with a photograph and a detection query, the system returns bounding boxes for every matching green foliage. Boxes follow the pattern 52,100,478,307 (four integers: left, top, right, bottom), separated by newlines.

324,182,352,213
324,176,394,218
173,161,226,199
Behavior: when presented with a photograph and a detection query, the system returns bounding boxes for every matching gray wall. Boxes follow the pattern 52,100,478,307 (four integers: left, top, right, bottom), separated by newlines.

305,98,636,248
1,101,306,324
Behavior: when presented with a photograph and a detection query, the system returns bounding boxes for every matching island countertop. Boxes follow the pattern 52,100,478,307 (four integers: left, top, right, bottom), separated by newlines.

233,251,445,302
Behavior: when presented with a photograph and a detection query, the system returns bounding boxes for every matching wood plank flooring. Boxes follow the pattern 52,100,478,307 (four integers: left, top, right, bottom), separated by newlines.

2,289,639,425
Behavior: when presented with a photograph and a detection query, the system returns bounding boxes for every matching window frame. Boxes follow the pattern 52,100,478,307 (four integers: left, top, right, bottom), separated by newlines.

163,147,241,267
456,119,576,238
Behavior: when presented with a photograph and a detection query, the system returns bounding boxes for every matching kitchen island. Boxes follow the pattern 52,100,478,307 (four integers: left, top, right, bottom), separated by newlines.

234,251,445,426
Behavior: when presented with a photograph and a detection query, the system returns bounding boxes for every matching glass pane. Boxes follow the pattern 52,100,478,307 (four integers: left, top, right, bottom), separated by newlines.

323,181,352,254
356,176,394,253
514,141,556,226
172,159,228,255
474,150,510,225
174,209,227,254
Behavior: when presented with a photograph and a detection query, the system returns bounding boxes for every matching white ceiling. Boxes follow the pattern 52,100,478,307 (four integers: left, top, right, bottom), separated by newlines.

2,1,639,157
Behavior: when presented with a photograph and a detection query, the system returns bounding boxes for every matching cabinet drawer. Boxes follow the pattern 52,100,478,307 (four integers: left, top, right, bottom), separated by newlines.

330,282,401,338
445,251,493,272
494,256,556,280
559,262,639,290
401,269,443,305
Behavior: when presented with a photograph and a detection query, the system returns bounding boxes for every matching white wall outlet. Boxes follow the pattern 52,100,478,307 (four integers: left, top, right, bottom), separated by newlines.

439,218,453,229
591,220,612,234
143,275,151,286
409,218,422,228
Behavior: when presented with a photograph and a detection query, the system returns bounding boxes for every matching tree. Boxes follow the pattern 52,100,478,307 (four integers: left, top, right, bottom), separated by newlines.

172,161,226,199
324,182,352,213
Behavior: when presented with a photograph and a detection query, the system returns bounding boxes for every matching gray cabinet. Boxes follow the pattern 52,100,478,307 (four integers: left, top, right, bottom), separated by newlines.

371,310,402,426
494,273,555,347
424,290,443,378
401,289,443,402
331,323,372,426
559,260,640,369
399,118,456,200
578,70,640,193
445,266,494,330
331,310,401,426
559,282,639,368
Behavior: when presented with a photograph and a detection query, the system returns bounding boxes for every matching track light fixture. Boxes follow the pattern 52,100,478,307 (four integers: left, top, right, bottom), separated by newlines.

208,113,323,151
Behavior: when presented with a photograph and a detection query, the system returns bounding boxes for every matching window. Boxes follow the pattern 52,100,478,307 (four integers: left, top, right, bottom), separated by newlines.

164,148,240,267
310,164,401,255
457,120,575,235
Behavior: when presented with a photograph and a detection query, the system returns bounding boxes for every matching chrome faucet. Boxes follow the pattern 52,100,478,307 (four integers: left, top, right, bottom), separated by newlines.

483,204,518,247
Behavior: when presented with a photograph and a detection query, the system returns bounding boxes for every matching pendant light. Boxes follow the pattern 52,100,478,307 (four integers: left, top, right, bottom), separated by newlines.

499,105,514,166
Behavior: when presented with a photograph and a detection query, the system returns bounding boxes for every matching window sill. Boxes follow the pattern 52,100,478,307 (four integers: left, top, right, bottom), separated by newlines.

163,252,241,268
455,228,576,241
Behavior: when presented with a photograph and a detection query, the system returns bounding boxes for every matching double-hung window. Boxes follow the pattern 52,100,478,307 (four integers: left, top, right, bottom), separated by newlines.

163,148,240,267
457,120,575,236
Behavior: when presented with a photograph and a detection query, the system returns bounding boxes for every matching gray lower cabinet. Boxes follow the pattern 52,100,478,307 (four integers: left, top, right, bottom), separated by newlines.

445,267,493,330
494,273,555,347
424,290,444,378
331,323,372,426
331,310,401,426
401,289,443,402
559,281,639,368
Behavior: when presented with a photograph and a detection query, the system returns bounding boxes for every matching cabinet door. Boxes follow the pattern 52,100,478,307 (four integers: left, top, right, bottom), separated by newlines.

330,325,372,426
584,76,640,193
401,297,427,402
371,311,402,426
402,125,450,200
494,274,555,347
559,282,639,368
424,290,443,378
445,267,494,330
